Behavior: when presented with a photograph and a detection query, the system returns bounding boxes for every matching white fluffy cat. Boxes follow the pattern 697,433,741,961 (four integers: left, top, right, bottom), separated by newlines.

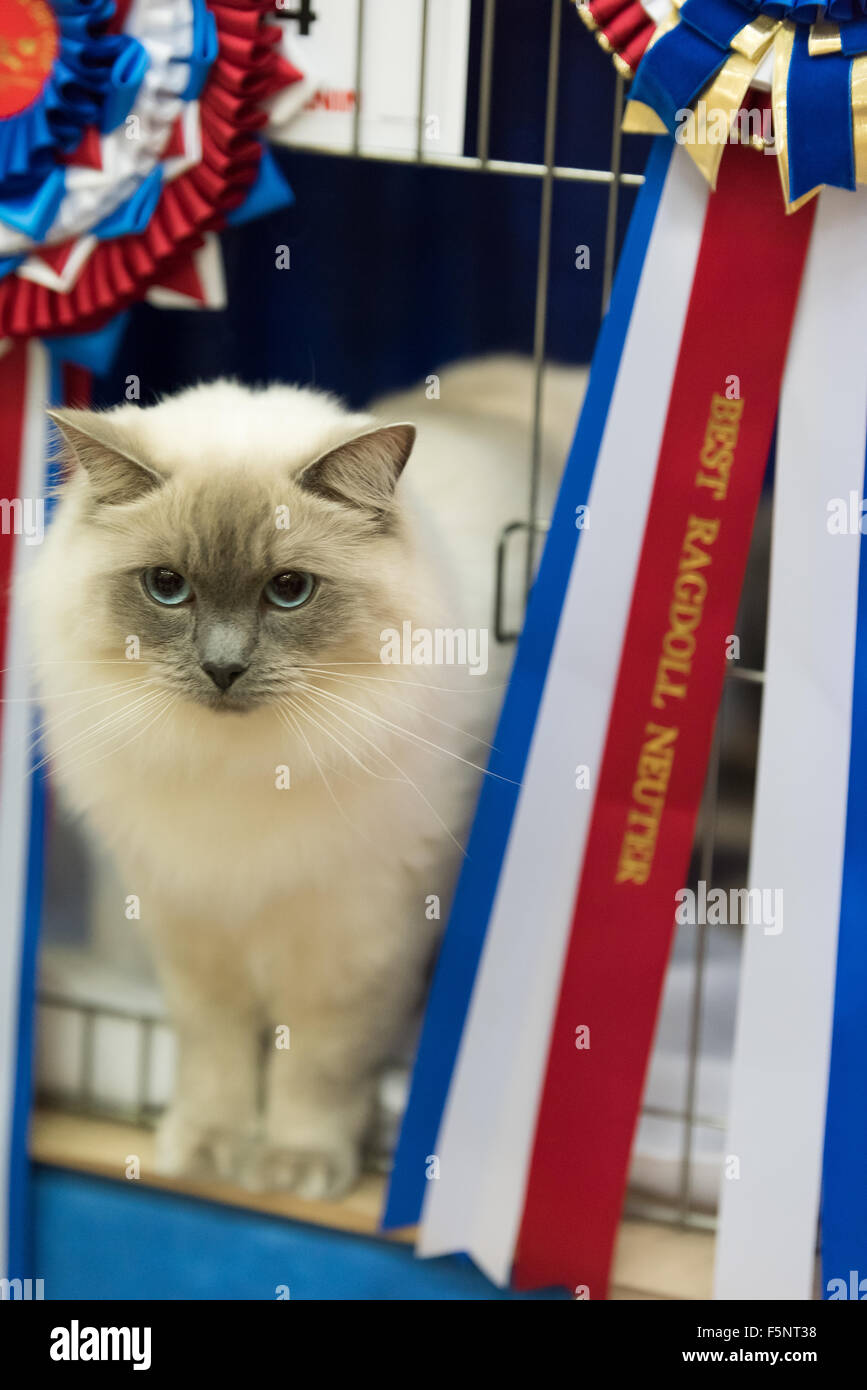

28,356,584,1198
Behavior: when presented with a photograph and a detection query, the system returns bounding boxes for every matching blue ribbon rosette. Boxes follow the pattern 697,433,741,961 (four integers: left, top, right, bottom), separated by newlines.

579,0,867,207
0,0,295,337
0,0,148,195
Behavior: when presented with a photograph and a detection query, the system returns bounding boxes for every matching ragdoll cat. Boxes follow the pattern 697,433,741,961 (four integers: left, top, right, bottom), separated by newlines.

29,360,581,1198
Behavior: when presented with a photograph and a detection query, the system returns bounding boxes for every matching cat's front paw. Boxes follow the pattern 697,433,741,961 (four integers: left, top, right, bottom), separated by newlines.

155,1110,259,1185
255,1140,361,1200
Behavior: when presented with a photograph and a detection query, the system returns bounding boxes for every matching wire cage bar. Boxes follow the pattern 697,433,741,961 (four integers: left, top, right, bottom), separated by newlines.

35,0,764,1236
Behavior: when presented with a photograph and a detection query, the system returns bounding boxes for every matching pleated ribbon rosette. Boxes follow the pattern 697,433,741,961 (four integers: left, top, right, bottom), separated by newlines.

0,0,302,332
0,0,300,1285
385,0,867,1303
580,0,867,207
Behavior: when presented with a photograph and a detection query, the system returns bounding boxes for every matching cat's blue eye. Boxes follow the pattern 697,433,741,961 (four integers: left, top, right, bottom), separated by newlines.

143,567,192,606
264,571,316,609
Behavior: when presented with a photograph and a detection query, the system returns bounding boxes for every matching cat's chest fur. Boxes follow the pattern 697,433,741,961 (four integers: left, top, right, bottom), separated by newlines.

54,688,473,928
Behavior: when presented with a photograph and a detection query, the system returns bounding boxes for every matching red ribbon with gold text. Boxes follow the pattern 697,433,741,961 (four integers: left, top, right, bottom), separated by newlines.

512,142,815,1296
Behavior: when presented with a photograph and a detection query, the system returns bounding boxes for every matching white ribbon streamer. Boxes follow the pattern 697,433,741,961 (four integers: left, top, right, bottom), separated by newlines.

0,341,49,1279
714,187,867,1301
417,150,711,1284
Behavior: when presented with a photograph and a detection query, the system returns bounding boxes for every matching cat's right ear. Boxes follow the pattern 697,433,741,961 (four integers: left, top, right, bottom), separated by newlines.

47,408,165,506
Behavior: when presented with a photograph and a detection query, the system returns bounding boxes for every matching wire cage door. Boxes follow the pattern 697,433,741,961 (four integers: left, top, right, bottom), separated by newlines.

36,0,769,1235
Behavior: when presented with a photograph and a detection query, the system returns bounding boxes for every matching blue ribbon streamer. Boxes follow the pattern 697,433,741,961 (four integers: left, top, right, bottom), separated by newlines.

680,0,761,48
821,427,867,1302
618,1,867,192
762,2,823,15
382,138,675,1229
50,314,131,372
6,325,128,1280
5,710,47,1287
175,0,219,102
628,23,731,133
93,167,163,239
828,0,861,18
227,147,295,225
786,27,855,201
840,16,867,55
99,40,151,134
0,168,66,239
6,347,63,1283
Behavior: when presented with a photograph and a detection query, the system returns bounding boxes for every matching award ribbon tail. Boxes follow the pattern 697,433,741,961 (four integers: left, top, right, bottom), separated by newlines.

0,339,54,1281
382,137,677,1234
822,409,867,1301
415,142,707,1281
512,143,814,1298
716,187,867,1301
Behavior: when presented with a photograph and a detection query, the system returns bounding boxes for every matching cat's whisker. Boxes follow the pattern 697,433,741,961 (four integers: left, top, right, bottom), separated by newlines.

292,660,493,671
276,703,344,783
26,680,158,754
278,696,402,785
276,701,359,781
26,681,159,750
3,674,154,705
0,659,154,677
296,667,497,750
29,686,170,775
296,664,507,695
30,684,167,767
279,694,387,780
299,681,519,787
276,701,377,847
296,686,467,857
54,692,179,783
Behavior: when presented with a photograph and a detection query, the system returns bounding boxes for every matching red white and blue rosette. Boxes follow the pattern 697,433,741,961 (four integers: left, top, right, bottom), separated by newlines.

386,1,867,1303
0,0,299,334
0,0,300,1289
580,0,867,207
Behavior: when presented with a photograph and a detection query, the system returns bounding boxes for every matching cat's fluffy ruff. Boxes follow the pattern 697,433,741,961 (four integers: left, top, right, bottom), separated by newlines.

28,379,504,1198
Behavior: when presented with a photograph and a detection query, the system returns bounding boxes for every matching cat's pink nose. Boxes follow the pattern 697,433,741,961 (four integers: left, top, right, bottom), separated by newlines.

202,661,248,691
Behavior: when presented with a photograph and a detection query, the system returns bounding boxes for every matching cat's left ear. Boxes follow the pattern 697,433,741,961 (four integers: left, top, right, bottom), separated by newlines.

47,408,165,506
296,423,415,515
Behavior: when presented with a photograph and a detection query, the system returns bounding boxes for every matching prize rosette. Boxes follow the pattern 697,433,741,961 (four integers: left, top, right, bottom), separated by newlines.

385,0,867,1304
0,0,299,336
579,0,867,207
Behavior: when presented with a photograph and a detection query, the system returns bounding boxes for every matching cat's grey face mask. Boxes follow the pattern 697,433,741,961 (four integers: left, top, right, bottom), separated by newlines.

47,408,415,713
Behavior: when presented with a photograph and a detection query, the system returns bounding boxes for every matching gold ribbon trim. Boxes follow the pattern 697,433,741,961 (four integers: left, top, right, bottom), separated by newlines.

851,55,867,186
625,19,777,190
807,21,842,57
771,22,822,211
